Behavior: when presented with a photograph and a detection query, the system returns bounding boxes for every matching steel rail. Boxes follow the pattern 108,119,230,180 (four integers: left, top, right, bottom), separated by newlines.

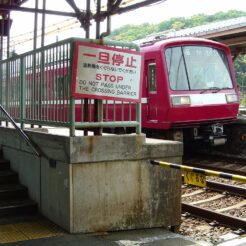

182,176,246,197
182,202,246,230
206,180,246,197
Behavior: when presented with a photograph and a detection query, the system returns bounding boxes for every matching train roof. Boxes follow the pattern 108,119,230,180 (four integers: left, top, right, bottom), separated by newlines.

140,37,230,52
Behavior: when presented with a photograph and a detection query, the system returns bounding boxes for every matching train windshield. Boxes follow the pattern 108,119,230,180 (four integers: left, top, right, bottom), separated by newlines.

165,46,233,90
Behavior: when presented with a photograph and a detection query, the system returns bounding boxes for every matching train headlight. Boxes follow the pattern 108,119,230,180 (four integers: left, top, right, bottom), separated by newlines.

172,96,191,106
226,94,238,103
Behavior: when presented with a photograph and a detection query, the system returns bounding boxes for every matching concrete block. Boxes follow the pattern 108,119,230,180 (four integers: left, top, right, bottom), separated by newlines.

71,159,181,233
41,160,71,232
0,126,183,233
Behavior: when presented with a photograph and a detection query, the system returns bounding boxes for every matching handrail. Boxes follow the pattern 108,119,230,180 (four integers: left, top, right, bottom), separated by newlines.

0,104,41,157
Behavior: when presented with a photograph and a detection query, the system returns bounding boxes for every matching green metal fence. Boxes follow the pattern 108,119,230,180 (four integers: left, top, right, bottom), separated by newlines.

0,38,141,136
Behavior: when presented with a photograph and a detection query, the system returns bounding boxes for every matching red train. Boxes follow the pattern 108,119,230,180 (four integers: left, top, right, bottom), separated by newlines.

6,37,239,146
136,37,239,145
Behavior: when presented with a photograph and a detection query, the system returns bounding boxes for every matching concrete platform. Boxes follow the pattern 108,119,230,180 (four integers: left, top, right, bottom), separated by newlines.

1,227,209,246
0,214,208,246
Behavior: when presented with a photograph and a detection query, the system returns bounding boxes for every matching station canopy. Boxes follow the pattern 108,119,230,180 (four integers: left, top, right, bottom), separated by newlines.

0,0,28,12
0,0,166,32
0,0,167,18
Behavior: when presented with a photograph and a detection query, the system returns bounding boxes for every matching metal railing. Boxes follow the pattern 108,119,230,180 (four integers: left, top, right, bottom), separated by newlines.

0,38,141,136
0,104,41,157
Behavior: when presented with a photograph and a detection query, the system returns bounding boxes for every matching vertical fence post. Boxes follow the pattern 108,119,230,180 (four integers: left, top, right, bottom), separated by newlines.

20,56,26,129
6,60,9,126
39,48,45,124
69,40,75,137
134,45,142,135
31,52,36,123
136,103,141,134
70,96,75,137
95,0,103,136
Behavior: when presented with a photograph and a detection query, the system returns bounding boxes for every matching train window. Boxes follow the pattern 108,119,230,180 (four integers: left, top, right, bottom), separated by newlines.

165,46,233,91
165,47,189,90
148,63,157,92
183,46,233,90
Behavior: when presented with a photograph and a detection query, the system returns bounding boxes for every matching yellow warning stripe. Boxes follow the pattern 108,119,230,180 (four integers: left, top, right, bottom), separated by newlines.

150,160,246,183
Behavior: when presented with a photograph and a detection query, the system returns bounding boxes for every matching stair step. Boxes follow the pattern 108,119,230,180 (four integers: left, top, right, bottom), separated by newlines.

0,158,10,170
0,170,19,184
0,156,38,218
0,184,28,200
0,199,38,217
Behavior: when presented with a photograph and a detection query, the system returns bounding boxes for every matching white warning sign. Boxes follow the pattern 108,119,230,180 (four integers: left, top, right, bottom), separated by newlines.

72,43,143,102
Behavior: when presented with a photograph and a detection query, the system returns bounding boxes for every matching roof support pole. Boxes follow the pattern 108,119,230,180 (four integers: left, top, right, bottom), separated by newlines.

33,0,38,50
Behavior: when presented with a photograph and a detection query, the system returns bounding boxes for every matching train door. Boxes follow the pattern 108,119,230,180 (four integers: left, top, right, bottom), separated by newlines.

146,61,158,121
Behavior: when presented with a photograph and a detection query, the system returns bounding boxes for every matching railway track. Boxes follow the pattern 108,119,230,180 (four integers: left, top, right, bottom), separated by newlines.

183,154,246,176
182,182,246,229
180,181,246,244
150,155,246,244
180,155,246,244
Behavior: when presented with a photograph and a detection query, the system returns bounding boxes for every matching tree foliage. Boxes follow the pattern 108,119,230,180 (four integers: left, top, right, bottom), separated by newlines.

109,10,246,41
235,55,246,87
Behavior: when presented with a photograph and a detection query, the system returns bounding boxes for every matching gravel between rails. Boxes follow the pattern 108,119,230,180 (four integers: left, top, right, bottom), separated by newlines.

180,177,246,245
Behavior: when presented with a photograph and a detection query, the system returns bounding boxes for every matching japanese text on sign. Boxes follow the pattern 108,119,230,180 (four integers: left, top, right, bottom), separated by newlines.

72,43,143,102
184,171,206,188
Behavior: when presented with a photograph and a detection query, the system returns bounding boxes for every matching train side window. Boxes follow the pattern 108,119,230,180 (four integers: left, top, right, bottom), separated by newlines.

148,63,156,92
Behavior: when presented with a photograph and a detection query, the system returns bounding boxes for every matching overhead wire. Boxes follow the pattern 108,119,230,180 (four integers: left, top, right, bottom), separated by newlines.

9,0,159,49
